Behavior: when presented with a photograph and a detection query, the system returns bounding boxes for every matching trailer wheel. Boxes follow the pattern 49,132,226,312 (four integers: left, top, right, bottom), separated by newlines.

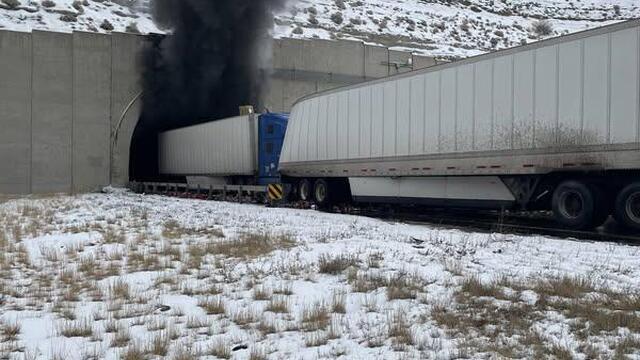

298,179,311,202
313,179,331,207
614,183,640,231
552,181,602,230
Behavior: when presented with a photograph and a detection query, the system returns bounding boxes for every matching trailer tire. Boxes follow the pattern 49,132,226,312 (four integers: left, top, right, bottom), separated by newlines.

298,179,312,202
614,183,640,231
313,179,331,208
552,181,601,230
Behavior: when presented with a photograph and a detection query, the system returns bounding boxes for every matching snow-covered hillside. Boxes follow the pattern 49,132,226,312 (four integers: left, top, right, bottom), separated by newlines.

0,0,638,58
274,0,640,57
0,0,160,34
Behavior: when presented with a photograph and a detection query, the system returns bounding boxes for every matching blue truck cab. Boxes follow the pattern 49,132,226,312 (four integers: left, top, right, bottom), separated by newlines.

257,113,289,185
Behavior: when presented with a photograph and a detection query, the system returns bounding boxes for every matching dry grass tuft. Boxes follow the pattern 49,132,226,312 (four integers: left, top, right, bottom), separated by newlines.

1,320,21,342
60,319,93,338
265,297,290,314
163,219,224,239
253,285,272,301
208,338,231,359
146,332,171,356
318,254,359,274
348,270,388,293
534,275,594,299
121,344,145,360
198,297,226,315
331,292,347,314
302,303,330,332
108,279,131,300
387,273,425,300
111,326,131,347
209,232,296,259
388,309,415,349
460,276,504,298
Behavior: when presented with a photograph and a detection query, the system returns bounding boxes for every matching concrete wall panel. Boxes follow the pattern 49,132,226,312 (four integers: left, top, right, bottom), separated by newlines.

31,31,73,194
111,33,146,186
389,50,413,75
73,32,112,193
0,31,32,194
364,44,389,78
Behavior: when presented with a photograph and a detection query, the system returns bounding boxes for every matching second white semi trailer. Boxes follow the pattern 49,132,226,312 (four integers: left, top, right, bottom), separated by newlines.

279,19,640,231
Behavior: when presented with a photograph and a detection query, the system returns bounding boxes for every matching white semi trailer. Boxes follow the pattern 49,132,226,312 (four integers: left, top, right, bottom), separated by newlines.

279,19,640,231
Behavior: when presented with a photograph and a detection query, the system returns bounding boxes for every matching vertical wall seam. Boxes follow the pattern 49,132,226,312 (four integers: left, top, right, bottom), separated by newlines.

70,33,75,194
580,39,585,141
29,32,34,194
607,33,612,144
454,68,459,152
107,33,113,187
637,27,640,143
490,60,495,150
532,50,537,148
472,64,477,150
510,55,515,149
554,45,560,146
408,79,412,154
369,87,373,157
394,81,398,156
423,74,427,153
438,72,442,153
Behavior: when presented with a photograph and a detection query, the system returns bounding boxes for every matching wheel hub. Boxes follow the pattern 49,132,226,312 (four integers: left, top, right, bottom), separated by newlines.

559,191,584,219
626,192,640,224
300,182,310,201
315,183,327,203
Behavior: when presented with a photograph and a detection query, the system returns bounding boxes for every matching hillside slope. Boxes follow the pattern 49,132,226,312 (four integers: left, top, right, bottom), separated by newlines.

274,0,640,57
0,0,638,58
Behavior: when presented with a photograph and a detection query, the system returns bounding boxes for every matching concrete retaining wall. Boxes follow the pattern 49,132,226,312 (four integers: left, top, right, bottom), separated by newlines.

0,29,436,194
0,30,146,194
267,39,437,112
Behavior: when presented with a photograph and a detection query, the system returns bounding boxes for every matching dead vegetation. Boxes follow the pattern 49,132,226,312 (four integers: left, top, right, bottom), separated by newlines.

433,274,640,358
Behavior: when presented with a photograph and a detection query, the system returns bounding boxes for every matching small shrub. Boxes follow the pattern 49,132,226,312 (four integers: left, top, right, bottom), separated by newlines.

532,20,553,37
3,0,21,9
100,19,114,31
330,12,344,25
41,0,56,8
125,22,140,34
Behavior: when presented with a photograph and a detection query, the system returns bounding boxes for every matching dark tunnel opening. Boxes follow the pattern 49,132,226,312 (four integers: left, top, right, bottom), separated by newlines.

128,0,284,182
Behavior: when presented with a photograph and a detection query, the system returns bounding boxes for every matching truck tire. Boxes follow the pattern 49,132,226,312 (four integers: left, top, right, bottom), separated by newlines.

614,183,640,231
313,179,331,207
552,181,603,230
298,179,311,202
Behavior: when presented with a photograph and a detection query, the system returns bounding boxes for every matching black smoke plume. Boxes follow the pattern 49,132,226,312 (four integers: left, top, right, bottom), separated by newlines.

130,0,285,181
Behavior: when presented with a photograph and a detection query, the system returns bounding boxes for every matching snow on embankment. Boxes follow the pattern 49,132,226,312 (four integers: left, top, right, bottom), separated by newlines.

0,191,639,359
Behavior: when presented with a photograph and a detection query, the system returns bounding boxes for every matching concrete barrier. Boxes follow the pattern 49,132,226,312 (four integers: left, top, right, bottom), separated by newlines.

0,31,32,194
73,32,112,193
31,31,73,194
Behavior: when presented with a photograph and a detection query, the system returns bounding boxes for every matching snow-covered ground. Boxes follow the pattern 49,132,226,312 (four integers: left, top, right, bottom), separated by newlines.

1,190,639,359
1,0,638,58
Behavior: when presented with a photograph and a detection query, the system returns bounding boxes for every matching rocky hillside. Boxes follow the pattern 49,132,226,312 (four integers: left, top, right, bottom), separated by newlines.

274,0,640,58
0,0,159,34
0,0,638,58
